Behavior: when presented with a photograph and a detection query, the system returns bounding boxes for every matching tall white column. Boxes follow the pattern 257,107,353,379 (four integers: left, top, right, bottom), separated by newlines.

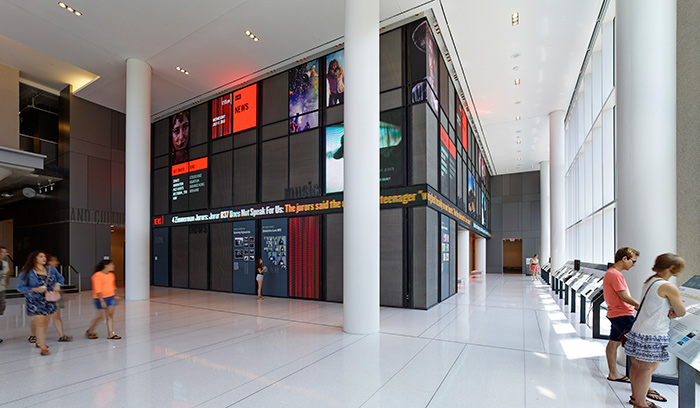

457,229,471,284
617,0,676,377
475,237,486,277
549,111,566,272
616,0,676,297
539,161,551,266
125,58,152,301
343,0,380,334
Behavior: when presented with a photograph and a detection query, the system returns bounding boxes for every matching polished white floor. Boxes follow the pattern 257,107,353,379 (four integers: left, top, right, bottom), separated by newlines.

0,274,691,407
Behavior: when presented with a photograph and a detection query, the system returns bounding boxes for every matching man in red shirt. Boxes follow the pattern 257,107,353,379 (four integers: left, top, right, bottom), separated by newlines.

603,247,639,382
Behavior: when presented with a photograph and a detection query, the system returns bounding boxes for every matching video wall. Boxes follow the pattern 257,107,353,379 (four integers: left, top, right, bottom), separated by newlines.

151,17,491,308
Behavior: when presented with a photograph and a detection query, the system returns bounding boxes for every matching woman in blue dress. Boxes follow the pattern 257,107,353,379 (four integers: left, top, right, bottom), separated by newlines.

17,250,64,355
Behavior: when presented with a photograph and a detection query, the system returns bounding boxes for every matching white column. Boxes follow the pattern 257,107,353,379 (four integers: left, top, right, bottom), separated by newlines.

549,111,566,272
125,58,152,301
475,237,486,277
539,161,551,266
617,0,676,377
616,0,676,297
457,229,470,284
343,0,380,334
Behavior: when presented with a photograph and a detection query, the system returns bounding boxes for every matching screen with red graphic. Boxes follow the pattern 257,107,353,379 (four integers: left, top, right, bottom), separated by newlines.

211,93,233,139
233,84,257,133
289,216,320,299
439,126,457,201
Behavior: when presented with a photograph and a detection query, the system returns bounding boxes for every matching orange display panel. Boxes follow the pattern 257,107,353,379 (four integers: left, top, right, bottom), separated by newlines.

233,84,257,133
188,157,208,172
171,163,188,176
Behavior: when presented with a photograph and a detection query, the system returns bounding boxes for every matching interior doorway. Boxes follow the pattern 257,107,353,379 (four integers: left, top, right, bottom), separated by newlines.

110,225,125,287
502,238,522,274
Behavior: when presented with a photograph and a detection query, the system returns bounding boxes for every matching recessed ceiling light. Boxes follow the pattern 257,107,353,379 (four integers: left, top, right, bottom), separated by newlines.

514,101,521,104
176,66,189,75
517,157,521,160
254,37,259,42
531,165,535,168
511,53,520,59
514,78,520,86
516,116,521,121
513,66,520,71
516,141,521,144
245,30,251,35
58,2,81,16
512,12,519,26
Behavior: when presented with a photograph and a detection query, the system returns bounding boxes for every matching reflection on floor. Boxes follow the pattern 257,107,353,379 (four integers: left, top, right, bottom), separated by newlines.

0,274,694,407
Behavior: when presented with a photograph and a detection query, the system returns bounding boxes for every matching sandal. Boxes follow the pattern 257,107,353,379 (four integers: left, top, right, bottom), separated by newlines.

629,397,660,408
107,333,122,340
85,330,98,339
28,336,37,343
58,335,73,342
39,345,51,356
646,389,667,402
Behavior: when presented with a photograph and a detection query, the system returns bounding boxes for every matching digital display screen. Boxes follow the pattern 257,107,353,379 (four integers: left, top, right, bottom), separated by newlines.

325,124,344,194
261,218,288,297
326,50,344,107
439,126,456,198
289,60,319,134
325,109,404,193
441,214,450,301
467,169,476,217
171,157,208,212
233,84,257,133
171,110,190,164
211,94,232,139
462,109,468,151
232,220,256,295
409,20,438,112
289,216,320,299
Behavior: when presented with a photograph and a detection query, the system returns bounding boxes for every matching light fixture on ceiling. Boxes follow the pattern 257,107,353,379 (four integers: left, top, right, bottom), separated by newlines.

517,157,521,161
514,78,520,86
531,165,535,168
512,12,519,26
514,101,521,104
58,2,82,16
176,66,190,75
516,116,521,121
516,140,521,144
245,30,260,42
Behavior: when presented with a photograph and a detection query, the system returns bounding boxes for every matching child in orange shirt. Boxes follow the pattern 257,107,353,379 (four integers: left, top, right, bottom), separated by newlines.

85,260,121,340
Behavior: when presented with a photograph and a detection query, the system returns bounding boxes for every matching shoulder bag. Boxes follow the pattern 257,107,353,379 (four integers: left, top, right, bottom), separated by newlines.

621,278,661,347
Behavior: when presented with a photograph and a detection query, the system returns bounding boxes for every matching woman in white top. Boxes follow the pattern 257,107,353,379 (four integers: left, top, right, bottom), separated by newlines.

529,254,540,281
624,253,686,408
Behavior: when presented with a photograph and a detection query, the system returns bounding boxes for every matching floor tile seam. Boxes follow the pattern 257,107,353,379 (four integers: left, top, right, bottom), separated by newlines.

0,312,249,366
422,342,469,408
197,334,368,407
0,317,293,383
357,338,452,408
416,305,464,339
0,321,298,407
220,335,370,407
149,299,326,325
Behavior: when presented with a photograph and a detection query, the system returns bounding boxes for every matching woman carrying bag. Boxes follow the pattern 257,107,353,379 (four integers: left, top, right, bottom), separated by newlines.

624,253,687,408
17,250,64,355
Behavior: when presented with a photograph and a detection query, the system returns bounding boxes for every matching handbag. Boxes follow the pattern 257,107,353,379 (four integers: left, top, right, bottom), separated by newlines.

41,270,61,302
621,278,661,347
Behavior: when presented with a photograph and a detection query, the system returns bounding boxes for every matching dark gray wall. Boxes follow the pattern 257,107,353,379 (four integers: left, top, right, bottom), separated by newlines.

68,95,125,289
486,171,540,274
